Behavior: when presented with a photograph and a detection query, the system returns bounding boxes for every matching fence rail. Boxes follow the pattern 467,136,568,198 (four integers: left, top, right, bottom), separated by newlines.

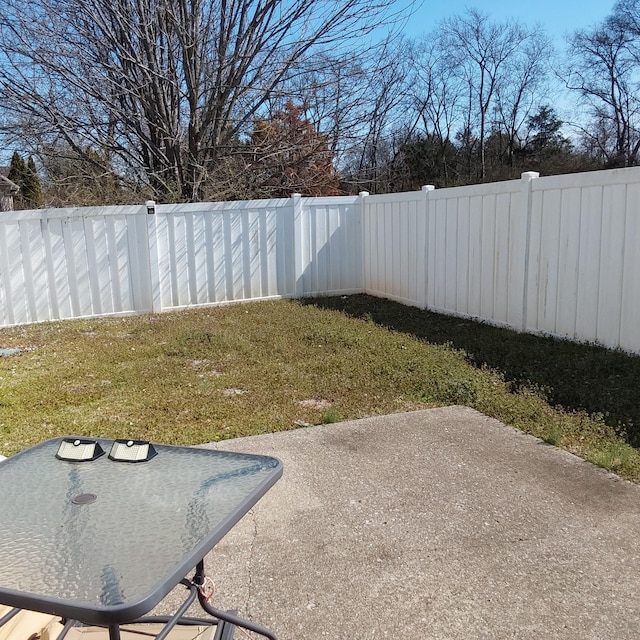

2,167,640,354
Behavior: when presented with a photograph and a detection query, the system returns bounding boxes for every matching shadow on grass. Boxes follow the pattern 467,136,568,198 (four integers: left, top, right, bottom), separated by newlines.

304,294,640,448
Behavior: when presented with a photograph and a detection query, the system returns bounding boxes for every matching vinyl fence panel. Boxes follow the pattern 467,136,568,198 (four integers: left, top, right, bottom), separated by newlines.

426,177,530,329
525,168,640,351
295,196,363,297
0,205,148,326
151,199,295,310
360,167,640,353
149,196,361,313
363,190,427,308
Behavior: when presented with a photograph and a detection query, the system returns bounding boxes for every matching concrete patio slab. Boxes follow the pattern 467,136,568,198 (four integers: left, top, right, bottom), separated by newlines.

164,406,640,639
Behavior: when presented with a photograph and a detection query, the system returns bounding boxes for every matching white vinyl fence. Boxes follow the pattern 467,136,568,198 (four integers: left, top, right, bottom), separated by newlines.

364,178,532,325
0,194,364,327
364,167,640,353
2,167,640,353
150,195,363,311
0,205,151,325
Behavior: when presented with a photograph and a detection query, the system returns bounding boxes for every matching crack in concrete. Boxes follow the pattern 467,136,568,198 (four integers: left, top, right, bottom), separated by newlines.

245,507,258,617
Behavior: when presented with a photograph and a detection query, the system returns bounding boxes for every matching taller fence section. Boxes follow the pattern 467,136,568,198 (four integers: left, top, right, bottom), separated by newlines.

0,205,151,326
525,168,640,353
362,175,532,329
360,166,640,354
363,189,429,308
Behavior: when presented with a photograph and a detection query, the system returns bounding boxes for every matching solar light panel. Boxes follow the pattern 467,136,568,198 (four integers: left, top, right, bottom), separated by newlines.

109,439,157,463
56,439,105,462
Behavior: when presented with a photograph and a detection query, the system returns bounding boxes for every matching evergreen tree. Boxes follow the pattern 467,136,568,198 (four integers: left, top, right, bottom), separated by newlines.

249,101,341,197
23,156,43,208
520,106,576,173
7,151,27,188
6,152,43,208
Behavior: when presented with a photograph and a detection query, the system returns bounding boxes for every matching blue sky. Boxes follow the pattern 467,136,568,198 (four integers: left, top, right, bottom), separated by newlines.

403,1,616,45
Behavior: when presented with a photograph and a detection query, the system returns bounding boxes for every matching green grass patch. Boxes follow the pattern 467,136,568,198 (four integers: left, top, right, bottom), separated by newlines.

1,295,640,482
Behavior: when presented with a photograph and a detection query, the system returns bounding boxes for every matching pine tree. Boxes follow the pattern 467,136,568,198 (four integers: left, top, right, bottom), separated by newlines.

7,151,27,188
6,152,43,208
23,157,43,208
249,101,341,197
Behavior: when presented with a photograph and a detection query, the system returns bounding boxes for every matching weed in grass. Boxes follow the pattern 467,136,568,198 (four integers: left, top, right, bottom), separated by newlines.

429,378,479,405
542,425,563,447
320,407,341,424
585,441,638,475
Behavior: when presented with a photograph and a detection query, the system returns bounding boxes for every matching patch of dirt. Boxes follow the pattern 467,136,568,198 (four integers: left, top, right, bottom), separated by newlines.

298,398,333,410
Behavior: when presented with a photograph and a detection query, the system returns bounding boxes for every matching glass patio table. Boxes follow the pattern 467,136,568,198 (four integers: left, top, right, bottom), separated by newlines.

0,437,283,640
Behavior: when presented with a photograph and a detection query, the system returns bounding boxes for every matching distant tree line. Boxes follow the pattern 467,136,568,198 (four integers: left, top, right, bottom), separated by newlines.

0,1,638,205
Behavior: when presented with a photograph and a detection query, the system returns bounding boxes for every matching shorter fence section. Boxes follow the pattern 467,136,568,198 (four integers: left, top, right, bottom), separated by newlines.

0,205,150,326
0,195,364,327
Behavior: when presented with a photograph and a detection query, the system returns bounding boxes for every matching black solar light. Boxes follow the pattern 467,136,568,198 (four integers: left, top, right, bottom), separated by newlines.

56,438,105,462
109,439,157,463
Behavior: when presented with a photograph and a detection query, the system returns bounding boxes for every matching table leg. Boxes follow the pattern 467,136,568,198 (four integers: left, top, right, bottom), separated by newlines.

213,612,237,640
108,624,121,640
199,600,277,640
192,561,278,640
0,608,20,628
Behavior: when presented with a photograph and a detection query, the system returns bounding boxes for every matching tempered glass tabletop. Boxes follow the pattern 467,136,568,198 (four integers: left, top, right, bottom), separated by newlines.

0,438,282,624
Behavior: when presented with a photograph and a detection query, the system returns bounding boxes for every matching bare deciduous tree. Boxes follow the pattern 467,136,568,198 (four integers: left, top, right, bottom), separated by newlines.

494,26,551,169
439,9,545,181
384,10,551,187
409,35,469,184
566,3,640,167
0,0,417,202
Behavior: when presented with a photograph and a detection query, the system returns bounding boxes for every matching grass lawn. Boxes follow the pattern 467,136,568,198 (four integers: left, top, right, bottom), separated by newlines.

1,294,639,481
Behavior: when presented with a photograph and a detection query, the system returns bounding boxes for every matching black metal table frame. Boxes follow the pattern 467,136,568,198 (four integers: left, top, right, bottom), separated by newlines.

0,438,282,640
0,557,278,639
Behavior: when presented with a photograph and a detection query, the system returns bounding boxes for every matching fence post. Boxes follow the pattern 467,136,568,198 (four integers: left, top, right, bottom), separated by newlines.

358,191,369,294
291,193,304,297
422,185,435,309
520,171,539,332
144,200,162,313
125,201,155,314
